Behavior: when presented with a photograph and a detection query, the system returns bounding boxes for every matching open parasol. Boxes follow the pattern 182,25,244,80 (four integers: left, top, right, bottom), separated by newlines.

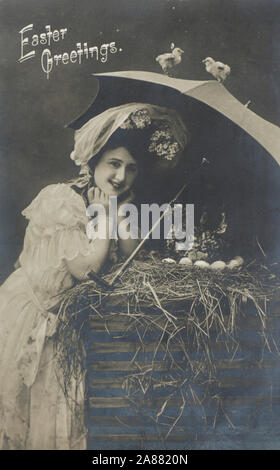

68,71,280,166
67,71,280,285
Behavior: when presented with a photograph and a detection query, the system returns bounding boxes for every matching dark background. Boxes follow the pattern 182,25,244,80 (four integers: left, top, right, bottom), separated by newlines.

0,0,280,280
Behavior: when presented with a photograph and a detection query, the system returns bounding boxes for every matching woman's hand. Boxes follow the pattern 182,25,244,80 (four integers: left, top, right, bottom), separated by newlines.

67,186,112,280
88,187,110,215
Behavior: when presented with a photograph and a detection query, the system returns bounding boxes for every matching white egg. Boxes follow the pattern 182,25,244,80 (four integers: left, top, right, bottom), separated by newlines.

179,257,193,266
194,260,210,269
227,259,240,269
233,256,244,266
211,260,226,270
162,258,176,264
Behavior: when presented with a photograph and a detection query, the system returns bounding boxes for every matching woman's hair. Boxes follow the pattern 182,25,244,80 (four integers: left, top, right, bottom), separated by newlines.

87,127,159,200
88,127,154,170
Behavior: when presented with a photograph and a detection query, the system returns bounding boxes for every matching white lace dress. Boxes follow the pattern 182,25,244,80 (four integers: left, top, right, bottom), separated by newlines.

0,183,98,449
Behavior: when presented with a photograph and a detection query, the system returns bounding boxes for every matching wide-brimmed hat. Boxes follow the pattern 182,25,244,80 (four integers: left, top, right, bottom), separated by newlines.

69,102,190,169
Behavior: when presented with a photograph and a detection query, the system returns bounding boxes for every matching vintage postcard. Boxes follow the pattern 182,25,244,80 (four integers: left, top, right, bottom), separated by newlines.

0,0,279,451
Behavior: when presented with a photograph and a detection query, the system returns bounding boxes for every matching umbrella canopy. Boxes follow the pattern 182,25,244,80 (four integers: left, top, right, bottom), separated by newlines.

69,71,280,166
67,71,280,259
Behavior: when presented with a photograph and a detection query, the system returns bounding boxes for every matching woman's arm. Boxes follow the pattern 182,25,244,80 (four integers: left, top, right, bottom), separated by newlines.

66,188,112,280
66,216,111,280
117,214,140,257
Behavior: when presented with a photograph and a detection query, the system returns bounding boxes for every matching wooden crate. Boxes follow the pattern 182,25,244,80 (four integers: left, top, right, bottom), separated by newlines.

86,298,280,450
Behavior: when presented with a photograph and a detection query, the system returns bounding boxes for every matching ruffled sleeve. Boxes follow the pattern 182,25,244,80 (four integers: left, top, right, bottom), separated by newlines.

21,183,93,273
22,183,87,230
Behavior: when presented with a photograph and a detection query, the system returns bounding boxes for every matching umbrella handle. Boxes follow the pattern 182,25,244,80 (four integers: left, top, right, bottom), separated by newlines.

87,271,113,291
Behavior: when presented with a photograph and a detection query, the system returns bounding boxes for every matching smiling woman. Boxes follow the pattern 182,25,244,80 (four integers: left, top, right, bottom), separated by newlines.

65,143,141,280
65,113,188,280
93,147,138,196
0,102,189,449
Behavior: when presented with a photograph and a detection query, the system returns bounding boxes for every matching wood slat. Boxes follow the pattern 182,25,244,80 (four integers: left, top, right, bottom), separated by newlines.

89,316,170,332
89,339,274,354
222,395,280,406
90,360,172,371
88,430,280,442
89,342,184,353
89,416,155,426
88,433,198,442
88,313,280,332
89,395,280,408
88,375,273,390
89,378,126,389
216,376,271,389
90,397,133,408
89,358,280,372
88,433,195,442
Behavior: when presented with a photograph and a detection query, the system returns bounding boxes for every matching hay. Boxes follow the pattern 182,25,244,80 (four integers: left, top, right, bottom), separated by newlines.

53,253,280,435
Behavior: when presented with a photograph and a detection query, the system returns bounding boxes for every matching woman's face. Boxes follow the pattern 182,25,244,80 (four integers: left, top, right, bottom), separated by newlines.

93,147,139,196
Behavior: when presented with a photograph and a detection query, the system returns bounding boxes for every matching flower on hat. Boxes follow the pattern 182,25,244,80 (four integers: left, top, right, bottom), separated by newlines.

120,109,152,130
119,111,182,161
148,122,181,160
